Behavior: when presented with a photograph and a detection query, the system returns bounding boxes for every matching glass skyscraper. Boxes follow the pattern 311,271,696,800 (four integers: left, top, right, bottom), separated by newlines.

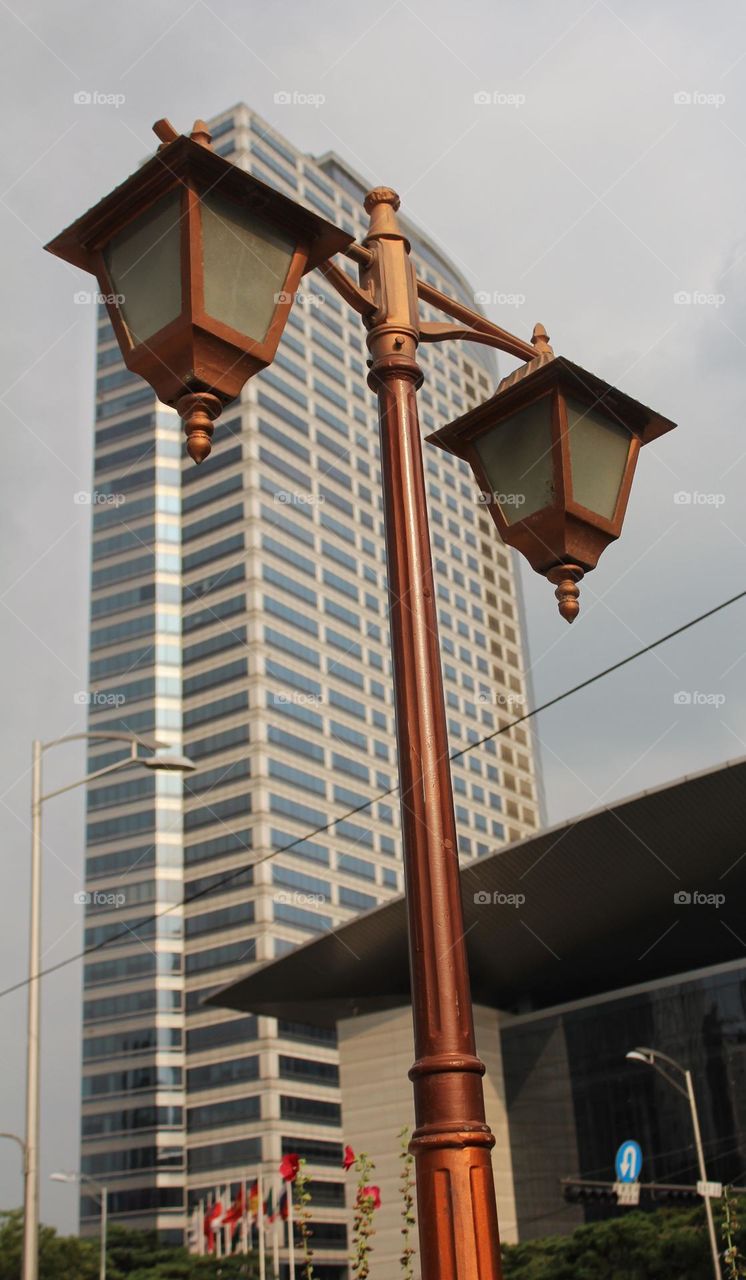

80,103,541,1269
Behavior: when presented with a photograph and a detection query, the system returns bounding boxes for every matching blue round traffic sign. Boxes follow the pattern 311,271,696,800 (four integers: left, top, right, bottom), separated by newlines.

615,1140,643,1183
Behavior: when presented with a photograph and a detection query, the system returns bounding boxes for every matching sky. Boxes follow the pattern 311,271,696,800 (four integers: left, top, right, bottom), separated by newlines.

0,0,745,1234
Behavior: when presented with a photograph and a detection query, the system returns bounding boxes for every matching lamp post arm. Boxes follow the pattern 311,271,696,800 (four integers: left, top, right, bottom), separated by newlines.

416,277,540,362
40,730,169,755
40,749,152,803
317,259,377,318
0,1132,27,1174
646,1059,690,1100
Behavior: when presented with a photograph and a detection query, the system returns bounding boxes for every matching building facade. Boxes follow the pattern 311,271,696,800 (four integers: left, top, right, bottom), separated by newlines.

80,102,541,1265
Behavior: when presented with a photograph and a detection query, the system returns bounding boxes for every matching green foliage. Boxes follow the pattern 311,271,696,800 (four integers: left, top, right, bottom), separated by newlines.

397,1125,416,1280
501,1205,741,1280
0,1212,258,1280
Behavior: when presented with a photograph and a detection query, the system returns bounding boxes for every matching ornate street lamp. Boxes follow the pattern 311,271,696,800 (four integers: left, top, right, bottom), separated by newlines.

45,120,677,1280
428,342,675,621
45,119,352,461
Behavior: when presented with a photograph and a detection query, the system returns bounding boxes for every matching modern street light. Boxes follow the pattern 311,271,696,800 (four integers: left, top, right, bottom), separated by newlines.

626,1047,722,1279
51,1172,108,1280
23,733,195,1280
46,117,676,1280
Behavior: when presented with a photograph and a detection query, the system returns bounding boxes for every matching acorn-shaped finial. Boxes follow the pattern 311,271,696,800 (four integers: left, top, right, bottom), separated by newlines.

176,392,223,464
547,564,584,624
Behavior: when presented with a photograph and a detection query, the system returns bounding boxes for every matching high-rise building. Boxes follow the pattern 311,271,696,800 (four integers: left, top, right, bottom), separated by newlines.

80,102,541,1270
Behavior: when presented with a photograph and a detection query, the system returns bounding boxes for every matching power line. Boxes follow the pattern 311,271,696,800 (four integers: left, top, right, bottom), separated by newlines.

1,586,744,1005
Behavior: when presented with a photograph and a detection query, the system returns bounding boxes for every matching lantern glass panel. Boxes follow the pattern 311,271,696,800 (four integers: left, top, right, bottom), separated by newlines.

200,192,296,341
104,190,183,345
475,394,555,525
566,397,632,520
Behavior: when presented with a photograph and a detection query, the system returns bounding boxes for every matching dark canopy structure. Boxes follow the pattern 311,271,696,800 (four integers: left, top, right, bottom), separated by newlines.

211,757,746,1027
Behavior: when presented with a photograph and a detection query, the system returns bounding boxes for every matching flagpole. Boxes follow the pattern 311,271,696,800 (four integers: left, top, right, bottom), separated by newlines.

224,1185,231,1258
258,1170,266,1280
287,1177,295,1280
241,1174,248,1256
272,1178,280,1280
198,1201,205,1257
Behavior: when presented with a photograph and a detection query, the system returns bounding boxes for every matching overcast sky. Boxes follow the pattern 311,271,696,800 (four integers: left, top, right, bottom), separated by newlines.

1,0,745,1233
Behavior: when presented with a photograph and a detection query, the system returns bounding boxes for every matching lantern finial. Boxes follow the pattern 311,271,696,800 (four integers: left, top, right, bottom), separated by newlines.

531,323,554,357
547,564,584,624
152,118,179,148
190,119,213,148
176,392,223,464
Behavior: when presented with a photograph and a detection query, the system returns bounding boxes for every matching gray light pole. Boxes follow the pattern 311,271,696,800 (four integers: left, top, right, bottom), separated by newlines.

23,732,195,1280
626,1046,722,1280
52,1172,107,1280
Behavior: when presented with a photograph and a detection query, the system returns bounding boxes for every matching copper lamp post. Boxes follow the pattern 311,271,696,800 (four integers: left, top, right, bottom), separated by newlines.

46,119,676,1280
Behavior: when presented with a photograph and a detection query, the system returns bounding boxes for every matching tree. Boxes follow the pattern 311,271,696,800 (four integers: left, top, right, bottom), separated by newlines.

0,1213,258,1280
501,1205,744,1280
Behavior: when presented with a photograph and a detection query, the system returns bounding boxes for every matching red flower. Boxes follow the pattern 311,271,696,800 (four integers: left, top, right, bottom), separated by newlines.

360,1185,381,1210
280,1153,300,1182
342,1145,356,1171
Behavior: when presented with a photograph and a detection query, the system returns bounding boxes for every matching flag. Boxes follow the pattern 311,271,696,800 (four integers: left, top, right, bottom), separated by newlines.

264,1186,276,1223
278,1188,289,1220
204,1199,223,1254
223,1187,246,1239
248,1178,260,1215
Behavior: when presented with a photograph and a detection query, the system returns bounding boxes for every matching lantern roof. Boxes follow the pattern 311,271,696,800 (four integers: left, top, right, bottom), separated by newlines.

45,130,353,276
426,354,676,456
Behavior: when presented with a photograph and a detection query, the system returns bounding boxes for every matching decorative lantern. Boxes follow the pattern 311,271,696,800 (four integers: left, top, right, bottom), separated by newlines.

45,119,352,461
427,348,675,621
